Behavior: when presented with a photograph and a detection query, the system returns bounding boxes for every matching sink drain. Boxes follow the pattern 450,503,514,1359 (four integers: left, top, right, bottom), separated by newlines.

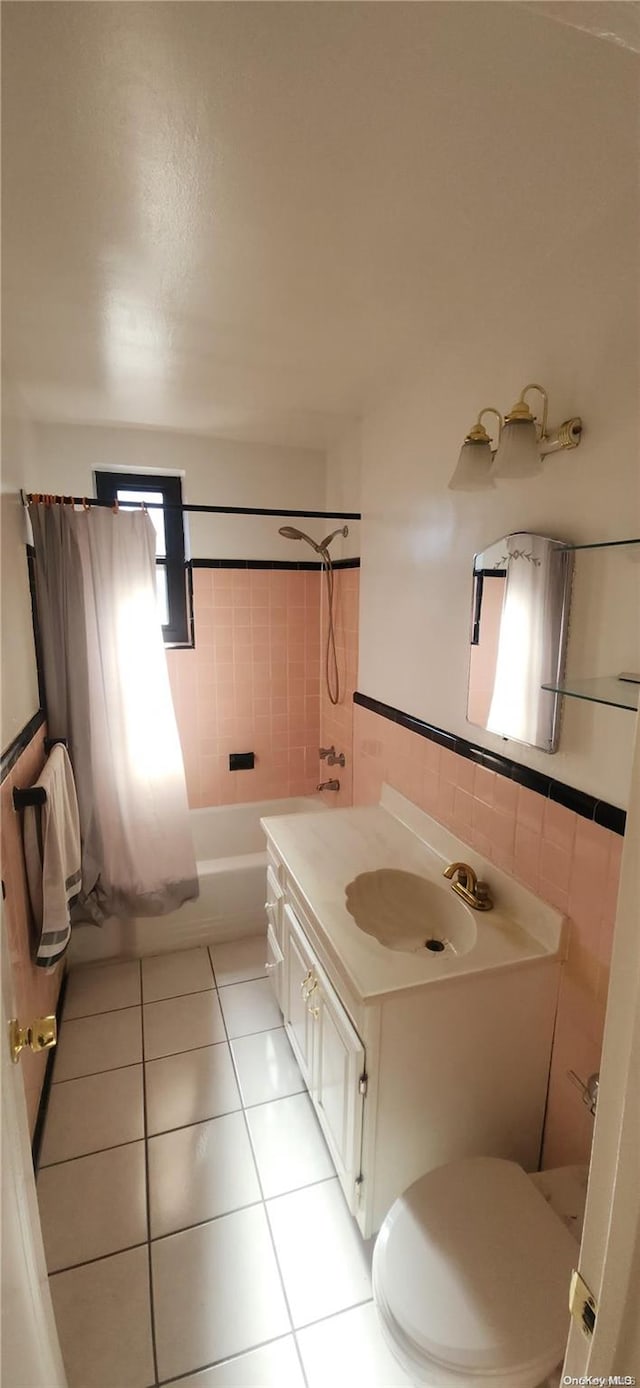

425,938,445,953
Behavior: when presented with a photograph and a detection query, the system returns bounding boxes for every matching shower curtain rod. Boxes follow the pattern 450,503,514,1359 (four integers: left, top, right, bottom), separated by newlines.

23,492,360,521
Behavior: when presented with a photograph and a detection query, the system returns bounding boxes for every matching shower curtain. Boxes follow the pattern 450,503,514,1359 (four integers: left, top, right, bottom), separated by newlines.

29,502,198,922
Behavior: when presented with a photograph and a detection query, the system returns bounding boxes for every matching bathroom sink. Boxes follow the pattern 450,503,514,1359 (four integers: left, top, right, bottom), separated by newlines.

345,869,477,956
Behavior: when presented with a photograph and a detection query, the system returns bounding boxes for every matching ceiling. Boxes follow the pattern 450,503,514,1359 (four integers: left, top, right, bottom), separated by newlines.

2,2,637,450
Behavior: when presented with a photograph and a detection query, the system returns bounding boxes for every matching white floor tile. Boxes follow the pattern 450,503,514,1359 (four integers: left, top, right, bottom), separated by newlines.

218,977,282,1039
53,1007,142,1082
40,1065,144,1166
231,1027,305,1107
163,1336,305,1387
152,1204,290,1382
64,960,141,1019
267,1179,372,1328
209,934,268,987
148,1112,260,1238
38,1141,147,1272
50,1245,154,1388
297,1301,414,1387
142,947,214,1002
246,1093,334,1198
145,1043,240,1136
143,990,226,1061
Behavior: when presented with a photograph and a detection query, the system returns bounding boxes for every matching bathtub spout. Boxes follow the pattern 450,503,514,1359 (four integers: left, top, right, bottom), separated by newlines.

317,779,340,792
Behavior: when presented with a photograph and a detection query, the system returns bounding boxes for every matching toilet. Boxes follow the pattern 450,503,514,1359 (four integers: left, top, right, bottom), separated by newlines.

372,1156,587,1388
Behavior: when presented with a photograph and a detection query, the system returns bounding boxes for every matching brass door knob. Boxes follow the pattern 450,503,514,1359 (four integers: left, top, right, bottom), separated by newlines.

9,1015,57,1064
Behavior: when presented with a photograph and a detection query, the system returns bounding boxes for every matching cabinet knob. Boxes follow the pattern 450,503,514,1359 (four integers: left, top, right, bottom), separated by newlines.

305,980,320,1013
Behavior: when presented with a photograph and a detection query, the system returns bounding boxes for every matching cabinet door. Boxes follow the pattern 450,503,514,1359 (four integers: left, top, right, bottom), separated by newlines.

265,866,283,951
283,904,315,1088
313,979,366,1213
265,923,284,1012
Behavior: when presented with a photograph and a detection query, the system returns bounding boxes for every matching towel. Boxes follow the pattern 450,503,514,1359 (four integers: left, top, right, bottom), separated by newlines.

23,744,82,970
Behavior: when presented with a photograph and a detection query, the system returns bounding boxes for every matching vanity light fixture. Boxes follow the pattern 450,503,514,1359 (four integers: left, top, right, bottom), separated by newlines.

447,407,502,492
449,384,582,490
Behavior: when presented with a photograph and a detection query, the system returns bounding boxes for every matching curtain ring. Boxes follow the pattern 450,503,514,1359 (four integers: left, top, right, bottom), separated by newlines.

82,497,89,511
112,497,120,515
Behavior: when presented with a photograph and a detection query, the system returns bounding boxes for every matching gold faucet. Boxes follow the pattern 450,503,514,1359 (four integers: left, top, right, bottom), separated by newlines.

443,861,493,911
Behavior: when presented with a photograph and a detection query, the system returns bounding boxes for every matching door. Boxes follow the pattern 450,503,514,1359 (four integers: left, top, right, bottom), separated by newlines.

313,975,366,1214
563,717,640,1376
0,905,66,1387
283,903,316,1089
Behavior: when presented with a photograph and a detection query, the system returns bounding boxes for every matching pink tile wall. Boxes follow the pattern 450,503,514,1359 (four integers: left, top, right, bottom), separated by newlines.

318,568,360,807
353,702,622,1168
1,723,62,1135
167,568,321,807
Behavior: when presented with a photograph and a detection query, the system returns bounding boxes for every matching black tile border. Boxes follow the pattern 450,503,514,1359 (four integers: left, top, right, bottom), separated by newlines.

190,557,360,572
1,709,46,785
353,690,626,835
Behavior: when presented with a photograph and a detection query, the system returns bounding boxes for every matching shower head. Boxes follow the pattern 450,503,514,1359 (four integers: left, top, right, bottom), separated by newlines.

278,524,349,556
319,525,349,552
278,526,323,554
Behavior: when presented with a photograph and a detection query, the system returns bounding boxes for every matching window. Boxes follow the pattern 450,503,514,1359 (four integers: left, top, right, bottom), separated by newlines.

95,471,191,646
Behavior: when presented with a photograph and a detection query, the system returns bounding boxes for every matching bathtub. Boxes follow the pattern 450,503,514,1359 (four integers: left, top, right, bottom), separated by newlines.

68,796,325,966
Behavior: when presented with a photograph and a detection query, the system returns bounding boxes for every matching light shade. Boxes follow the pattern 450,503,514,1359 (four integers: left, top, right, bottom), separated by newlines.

448,440,495,492
492,419,542,479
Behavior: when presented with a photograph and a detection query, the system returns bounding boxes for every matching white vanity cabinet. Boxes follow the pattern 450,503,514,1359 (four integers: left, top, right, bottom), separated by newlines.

261,799,564,1239
283,903,366,1206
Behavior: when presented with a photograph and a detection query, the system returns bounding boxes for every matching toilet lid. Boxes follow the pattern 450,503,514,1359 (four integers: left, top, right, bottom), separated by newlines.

373,1157,578,1376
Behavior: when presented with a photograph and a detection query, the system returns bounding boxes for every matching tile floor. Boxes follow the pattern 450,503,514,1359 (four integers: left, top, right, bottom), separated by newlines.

38,941,412,1388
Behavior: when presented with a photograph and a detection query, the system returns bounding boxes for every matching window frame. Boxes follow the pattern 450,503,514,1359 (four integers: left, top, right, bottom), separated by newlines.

94,471,192,647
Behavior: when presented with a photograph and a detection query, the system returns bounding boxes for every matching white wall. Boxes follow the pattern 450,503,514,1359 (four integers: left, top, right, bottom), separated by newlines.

27,421,356,562
1,378,40,749
354,35,639,809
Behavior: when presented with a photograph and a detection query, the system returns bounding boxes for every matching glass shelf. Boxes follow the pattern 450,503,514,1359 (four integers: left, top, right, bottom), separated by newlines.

559,537,640,552
541,676,639,711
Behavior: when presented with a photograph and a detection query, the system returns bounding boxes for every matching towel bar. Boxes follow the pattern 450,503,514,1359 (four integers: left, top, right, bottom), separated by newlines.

13,786,47,808
44,737,67,753
14,739,68,808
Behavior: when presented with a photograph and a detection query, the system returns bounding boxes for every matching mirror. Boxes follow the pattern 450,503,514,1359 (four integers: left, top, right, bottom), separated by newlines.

467,532,573,753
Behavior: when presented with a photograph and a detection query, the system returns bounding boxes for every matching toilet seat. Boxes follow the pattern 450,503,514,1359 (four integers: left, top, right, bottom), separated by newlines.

372,1157,578,1388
